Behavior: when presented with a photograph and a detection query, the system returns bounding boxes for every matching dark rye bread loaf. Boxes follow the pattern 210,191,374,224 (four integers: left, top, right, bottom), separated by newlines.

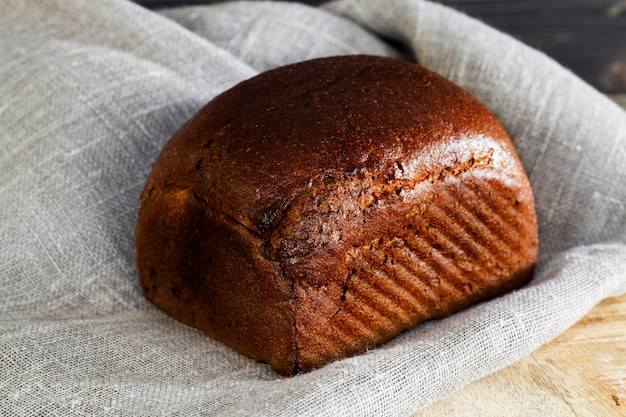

136,55,538,376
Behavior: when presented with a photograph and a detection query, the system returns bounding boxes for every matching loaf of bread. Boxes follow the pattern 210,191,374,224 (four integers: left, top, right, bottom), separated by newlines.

136,55,538,376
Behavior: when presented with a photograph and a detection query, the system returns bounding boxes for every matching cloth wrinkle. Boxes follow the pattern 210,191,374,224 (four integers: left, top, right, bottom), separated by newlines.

1,0,625,416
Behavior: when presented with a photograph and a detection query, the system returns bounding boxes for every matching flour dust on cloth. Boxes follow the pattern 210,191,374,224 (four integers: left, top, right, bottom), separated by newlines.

1,0,625,416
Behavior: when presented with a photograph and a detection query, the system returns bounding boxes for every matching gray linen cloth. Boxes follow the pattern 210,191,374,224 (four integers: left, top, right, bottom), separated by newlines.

1,0,625,415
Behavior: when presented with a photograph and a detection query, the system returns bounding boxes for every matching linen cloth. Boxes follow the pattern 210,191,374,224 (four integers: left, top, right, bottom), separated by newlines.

1,0,625,415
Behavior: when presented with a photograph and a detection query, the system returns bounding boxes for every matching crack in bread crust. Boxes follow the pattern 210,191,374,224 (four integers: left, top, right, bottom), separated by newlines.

269,141,499,261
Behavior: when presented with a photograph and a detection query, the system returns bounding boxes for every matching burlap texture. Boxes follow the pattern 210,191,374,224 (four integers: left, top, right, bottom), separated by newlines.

1,0,625,415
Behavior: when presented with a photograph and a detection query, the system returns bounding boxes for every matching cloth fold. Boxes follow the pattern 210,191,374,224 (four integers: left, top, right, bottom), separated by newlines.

1,0,625,415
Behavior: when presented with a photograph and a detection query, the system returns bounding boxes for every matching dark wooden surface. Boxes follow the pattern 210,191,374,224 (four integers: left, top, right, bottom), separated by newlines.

440,0,626,93
135,0,626,93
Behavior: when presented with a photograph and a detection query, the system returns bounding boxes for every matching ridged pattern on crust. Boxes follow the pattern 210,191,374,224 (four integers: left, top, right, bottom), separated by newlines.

295,177,537,372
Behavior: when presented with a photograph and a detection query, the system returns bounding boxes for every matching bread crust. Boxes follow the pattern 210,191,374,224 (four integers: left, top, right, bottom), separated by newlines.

136,55,538,375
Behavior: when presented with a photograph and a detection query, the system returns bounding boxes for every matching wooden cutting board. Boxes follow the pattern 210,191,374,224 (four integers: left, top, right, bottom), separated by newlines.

412,292,626,416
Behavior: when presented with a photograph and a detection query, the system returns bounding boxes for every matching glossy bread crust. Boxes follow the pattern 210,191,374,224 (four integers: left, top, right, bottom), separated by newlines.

136,55,538,375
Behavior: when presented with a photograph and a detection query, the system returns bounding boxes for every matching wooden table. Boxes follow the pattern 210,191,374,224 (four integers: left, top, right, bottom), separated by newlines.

412,292,626,416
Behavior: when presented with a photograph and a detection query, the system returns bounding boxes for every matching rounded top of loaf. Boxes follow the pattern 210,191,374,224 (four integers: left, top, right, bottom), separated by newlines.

142,55,516,235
